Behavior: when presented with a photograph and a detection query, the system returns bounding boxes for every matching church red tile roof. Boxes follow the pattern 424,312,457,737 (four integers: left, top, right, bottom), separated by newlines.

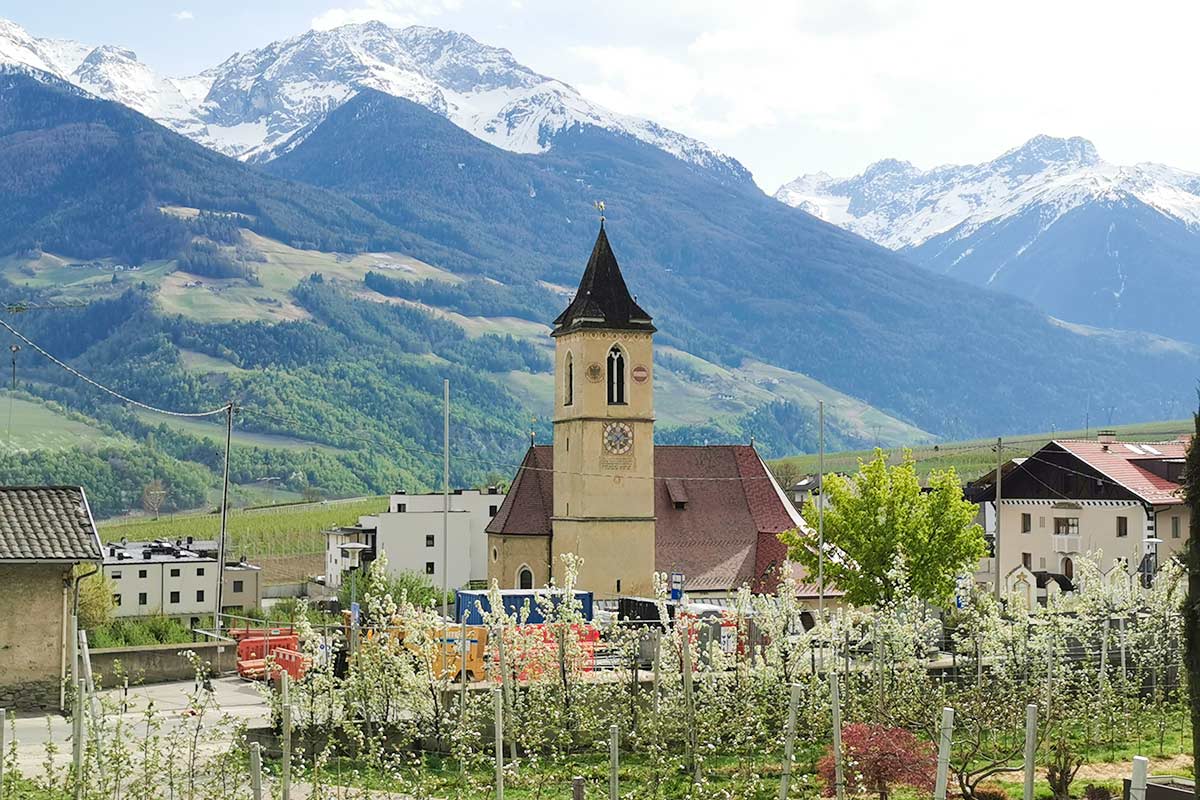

486,444,811,593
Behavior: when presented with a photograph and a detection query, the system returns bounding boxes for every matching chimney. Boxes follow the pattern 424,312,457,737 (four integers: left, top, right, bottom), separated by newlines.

1097,429,1116,445
187,536,193,545
143,550,152,560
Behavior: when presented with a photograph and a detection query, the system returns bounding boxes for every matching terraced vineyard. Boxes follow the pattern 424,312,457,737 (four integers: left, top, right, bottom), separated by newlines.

97,495,388,556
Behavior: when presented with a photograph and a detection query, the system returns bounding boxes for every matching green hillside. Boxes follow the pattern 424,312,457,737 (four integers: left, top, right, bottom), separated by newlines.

769,418,1194,484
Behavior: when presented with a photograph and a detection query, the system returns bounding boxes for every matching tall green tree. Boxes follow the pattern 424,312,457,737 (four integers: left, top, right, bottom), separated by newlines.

779,449,985,607
1182,404,1200,798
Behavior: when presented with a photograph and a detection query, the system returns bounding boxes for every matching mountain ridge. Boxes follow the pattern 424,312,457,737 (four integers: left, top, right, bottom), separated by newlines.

775,135,1200,341
0,16,749,182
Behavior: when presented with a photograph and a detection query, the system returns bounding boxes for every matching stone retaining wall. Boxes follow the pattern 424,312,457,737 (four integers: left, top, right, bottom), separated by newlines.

89,640,231,685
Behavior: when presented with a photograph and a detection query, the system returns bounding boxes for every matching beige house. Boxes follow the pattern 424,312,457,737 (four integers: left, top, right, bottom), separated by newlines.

974,433,1191,599
487,224,812,599
103,539,262,620
0,486,102,711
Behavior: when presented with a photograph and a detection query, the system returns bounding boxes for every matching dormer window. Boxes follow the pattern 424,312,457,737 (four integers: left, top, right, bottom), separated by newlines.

564,352,574,406
607,345,626,405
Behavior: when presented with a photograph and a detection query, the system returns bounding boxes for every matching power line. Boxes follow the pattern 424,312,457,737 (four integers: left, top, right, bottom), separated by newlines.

240,404,790,484
0,317,230,418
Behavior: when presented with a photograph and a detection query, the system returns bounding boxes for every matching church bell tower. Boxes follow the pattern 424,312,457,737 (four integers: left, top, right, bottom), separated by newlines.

551,222,656,597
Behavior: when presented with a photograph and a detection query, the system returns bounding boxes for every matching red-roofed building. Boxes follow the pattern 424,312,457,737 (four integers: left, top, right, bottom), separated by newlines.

486,224,815,598
973,431,1192,593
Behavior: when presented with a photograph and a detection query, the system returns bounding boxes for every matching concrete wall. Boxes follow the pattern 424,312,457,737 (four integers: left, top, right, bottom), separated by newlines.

90,640,228,685
0,563,70,710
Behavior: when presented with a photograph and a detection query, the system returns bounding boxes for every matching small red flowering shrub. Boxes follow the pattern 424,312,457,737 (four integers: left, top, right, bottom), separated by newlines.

818,723,936,800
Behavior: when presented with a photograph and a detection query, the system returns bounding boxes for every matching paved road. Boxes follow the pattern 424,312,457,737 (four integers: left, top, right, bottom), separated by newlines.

6,677,270,773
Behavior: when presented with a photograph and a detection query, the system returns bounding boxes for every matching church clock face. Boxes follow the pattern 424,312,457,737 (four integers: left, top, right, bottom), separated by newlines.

602,421,634,455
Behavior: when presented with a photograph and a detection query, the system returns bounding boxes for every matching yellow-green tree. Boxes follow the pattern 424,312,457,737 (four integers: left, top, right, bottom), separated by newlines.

779,449,985,607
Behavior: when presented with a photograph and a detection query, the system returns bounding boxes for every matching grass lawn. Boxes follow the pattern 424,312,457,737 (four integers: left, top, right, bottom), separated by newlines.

0,395,126,452
131,408,341,453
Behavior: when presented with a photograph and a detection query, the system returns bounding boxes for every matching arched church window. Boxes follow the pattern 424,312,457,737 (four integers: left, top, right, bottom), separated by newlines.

607,345,626,405
564,352,574,406
518,566,534,590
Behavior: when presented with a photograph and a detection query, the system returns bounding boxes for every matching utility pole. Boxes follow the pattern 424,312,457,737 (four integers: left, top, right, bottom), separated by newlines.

214,402,233,636
7,343,18,445
818,400,826,617
442,379,450,616
993,436,1003,601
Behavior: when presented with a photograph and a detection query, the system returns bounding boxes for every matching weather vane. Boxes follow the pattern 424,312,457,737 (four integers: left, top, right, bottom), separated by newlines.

594,200,606,223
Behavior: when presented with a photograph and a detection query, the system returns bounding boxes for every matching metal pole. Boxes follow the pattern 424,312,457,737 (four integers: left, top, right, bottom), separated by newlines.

779,683,801,799
994,436,1003,601
281,672,292,800
0,706,6,797
1023,703,1038,800
215,402,233,636
494,688,505,800
1129,755,1149,800
934,707,954,800
249,742,263,800
609,723,619,800
460,614,469,711
73,679,84,800
497,620,515,761
442,378,450,616
831,670,845,800
818,400,825,616
652,628,661,714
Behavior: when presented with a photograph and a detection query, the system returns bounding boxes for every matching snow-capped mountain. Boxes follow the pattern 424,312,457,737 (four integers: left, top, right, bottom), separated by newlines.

0,17,747,180
775,135,1200,344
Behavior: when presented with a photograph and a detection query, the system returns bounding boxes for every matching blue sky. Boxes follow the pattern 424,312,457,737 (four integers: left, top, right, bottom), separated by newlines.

7,0,1200,190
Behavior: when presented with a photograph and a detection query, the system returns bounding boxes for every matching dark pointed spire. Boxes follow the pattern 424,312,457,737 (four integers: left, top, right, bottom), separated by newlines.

552,224,655,336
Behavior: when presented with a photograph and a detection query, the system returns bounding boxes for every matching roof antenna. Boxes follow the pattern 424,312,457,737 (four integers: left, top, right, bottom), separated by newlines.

594,200,606,226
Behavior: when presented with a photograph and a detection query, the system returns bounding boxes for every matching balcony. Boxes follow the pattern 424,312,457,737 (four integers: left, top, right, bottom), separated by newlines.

1052,534,1080,554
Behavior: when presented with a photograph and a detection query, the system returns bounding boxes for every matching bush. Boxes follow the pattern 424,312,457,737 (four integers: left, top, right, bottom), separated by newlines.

1084,785,1115,800
818,723,936,800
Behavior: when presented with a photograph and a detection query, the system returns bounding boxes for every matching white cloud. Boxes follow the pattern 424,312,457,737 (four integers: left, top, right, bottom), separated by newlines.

312,0,462,30
543,0,1200,185
173,10,194,21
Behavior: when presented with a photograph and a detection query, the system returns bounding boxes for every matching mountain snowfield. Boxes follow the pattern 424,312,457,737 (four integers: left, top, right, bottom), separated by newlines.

775,135,1200,250
776,136,1200,343
0,17,746,179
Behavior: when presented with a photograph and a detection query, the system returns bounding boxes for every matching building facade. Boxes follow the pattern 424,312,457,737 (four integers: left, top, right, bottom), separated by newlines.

325,489,504,590
973,434,1191,597
487,225,812,598
0,486,102,711
103,540,262,619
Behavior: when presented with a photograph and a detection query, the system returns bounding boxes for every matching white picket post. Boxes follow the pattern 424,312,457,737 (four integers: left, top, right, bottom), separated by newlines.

249,741,263,800
933,707,954,800
494,687,504,800
1129,756,1149,800
1023,704,1038,800
73,679,84,800
609,723,619,800
779,683,801,799
281,672,292,800
831,670,845,800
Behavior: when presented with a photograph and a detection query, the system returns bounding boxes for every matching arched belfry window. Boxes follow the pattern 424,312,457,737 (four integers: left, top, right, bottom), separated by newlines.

518,566,534,590
607,345,626,405
564,352,574,406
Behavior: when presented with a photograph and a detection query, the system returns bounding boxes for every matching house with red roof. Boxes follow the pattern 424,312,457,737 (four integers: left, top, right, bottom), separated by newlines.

486,223,815,599
973,431,1191,596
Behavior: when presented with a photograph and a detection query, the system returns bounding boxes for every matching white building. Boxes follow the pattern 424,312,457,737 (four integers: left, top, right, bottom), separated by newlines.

102,539,262,619
325,488,505,591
